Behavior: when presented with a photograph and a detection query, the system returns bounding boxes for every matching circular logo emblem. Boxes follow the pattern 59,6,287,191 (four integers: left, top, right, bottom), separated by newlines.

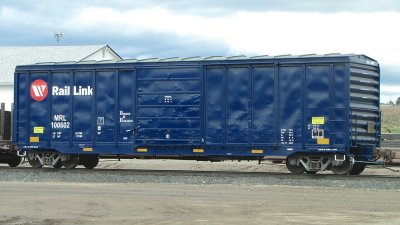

30,79,48,101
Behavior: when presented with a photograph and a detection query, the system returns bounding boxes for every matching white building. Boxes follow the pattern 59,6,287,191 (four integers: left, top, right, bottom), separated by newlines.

0,45,122,110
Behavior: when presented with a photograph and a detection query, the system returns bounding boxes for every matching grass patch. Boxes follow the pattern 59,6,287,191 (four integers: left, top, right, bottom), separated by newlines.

381,105,400,133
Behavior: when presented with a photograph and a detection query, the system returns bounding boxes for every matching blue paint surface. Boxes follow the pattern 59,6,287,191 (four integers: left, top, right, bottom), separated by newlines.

13,55,380,159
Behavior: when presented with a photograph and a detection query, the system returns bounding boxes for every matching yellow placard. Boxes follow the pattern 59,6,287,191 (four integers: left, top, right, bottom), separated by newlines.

30,137,40,142
317,138,330,145
252,149,264,154
83,148,93,152
312,117,325,125
137,148,148,152
193,148,204,153
34,127,44,134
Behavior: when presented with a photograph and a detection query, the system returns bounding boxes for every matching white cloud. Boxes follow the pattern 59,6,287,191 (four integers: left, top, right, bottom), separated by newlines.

380,85,400,95
65,7,400,64
381,85,400,103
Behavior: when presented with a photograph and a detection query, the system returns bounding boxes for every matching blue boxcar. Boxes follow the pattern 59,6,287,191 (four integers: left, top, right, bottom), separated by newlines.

13,54,380,174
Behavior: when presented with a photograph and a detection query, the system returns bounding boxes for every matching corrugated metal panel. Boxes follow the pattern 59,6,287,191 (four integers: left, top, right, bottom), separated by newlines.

349,63,380,146
136,67,202,145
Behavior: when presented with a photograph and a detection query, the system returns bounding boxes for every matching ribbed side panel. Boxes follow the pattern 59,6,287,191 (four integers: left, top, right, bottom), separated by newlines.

349,63,380,145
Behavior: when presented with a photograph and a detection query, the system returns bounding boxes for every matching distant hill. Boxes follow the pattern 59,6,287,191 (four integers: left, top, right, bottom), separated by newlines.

381,105,400,133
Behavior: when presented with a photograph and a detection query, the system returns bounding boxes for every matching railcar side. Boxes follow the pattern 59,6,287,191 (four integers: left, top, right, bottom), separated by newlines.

13,54,381,174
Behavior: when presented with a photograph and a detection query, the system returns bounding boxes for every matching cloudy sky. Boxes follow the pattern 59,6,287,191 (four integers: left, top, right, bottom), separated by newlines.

1,0,400,102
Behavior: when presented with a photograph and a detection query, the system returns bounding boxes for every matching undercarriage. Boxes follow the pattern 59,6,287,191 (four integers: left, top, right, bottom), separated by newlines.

286,153,366,175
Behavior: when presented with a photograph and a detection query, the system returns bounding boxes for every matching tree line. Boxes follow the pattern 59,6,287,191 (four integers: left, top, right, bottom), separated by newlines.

386,97,400,105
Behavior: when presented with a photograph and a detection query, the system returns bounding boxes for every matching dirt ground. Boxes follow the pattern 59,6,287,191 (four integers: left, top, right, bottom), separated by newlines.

1,159,399,225
0,181,399,225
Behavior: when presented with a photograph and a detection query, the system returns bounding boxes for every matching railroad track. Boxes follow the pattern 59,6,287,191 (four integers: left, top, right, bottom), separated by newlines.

381,140,400,148
0,165,399,182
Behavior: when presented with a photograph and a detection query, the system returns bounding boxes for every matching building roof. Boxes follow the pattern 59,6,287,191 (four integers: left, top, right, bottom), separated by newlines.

0,45,121,85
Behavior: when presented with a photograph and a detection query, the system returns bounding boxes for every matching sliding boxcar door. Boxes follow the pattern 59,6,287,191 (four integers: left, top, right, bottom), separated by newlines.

95,70,117,143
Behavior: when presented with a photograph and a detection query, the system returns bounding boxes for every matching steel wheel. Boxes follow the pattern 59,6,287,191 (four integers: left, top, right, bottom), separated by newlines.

81,155,99,169
52,160,62,168
27,153,43,168
331,157,354,175
61,154,79,169
286,156,305,174
349,163,366,175
7,155,22,167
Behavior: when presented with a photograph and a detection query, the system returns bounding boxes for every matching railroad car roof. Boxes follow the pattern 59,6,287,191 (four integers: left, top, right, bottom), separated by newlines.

15,53,379,71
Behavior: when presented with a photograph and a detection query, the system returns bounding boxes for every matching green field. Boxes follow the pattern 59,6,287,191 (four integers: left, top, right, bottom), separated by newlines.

381,105,400,133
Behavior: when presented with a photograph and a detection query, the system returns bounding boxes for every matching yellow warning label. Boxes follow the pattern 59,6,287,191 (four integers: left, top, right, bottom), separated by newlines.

252,149,264,154
83,148,93,152
137,148,148,152
193,148,204,153
312,117,325,125
34,127,44,134
30,137,39,142
317,138,330,145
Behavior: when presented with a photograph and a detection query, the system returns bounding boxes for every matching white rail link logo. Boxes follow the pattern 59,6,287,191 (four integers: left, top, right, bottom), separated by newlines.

30,79,48,101
30,79,94,101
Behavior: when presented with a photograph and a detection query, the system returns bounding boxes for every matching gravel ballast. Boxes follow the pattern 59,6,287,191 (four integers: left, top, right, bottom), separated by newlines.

0,159,399,190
